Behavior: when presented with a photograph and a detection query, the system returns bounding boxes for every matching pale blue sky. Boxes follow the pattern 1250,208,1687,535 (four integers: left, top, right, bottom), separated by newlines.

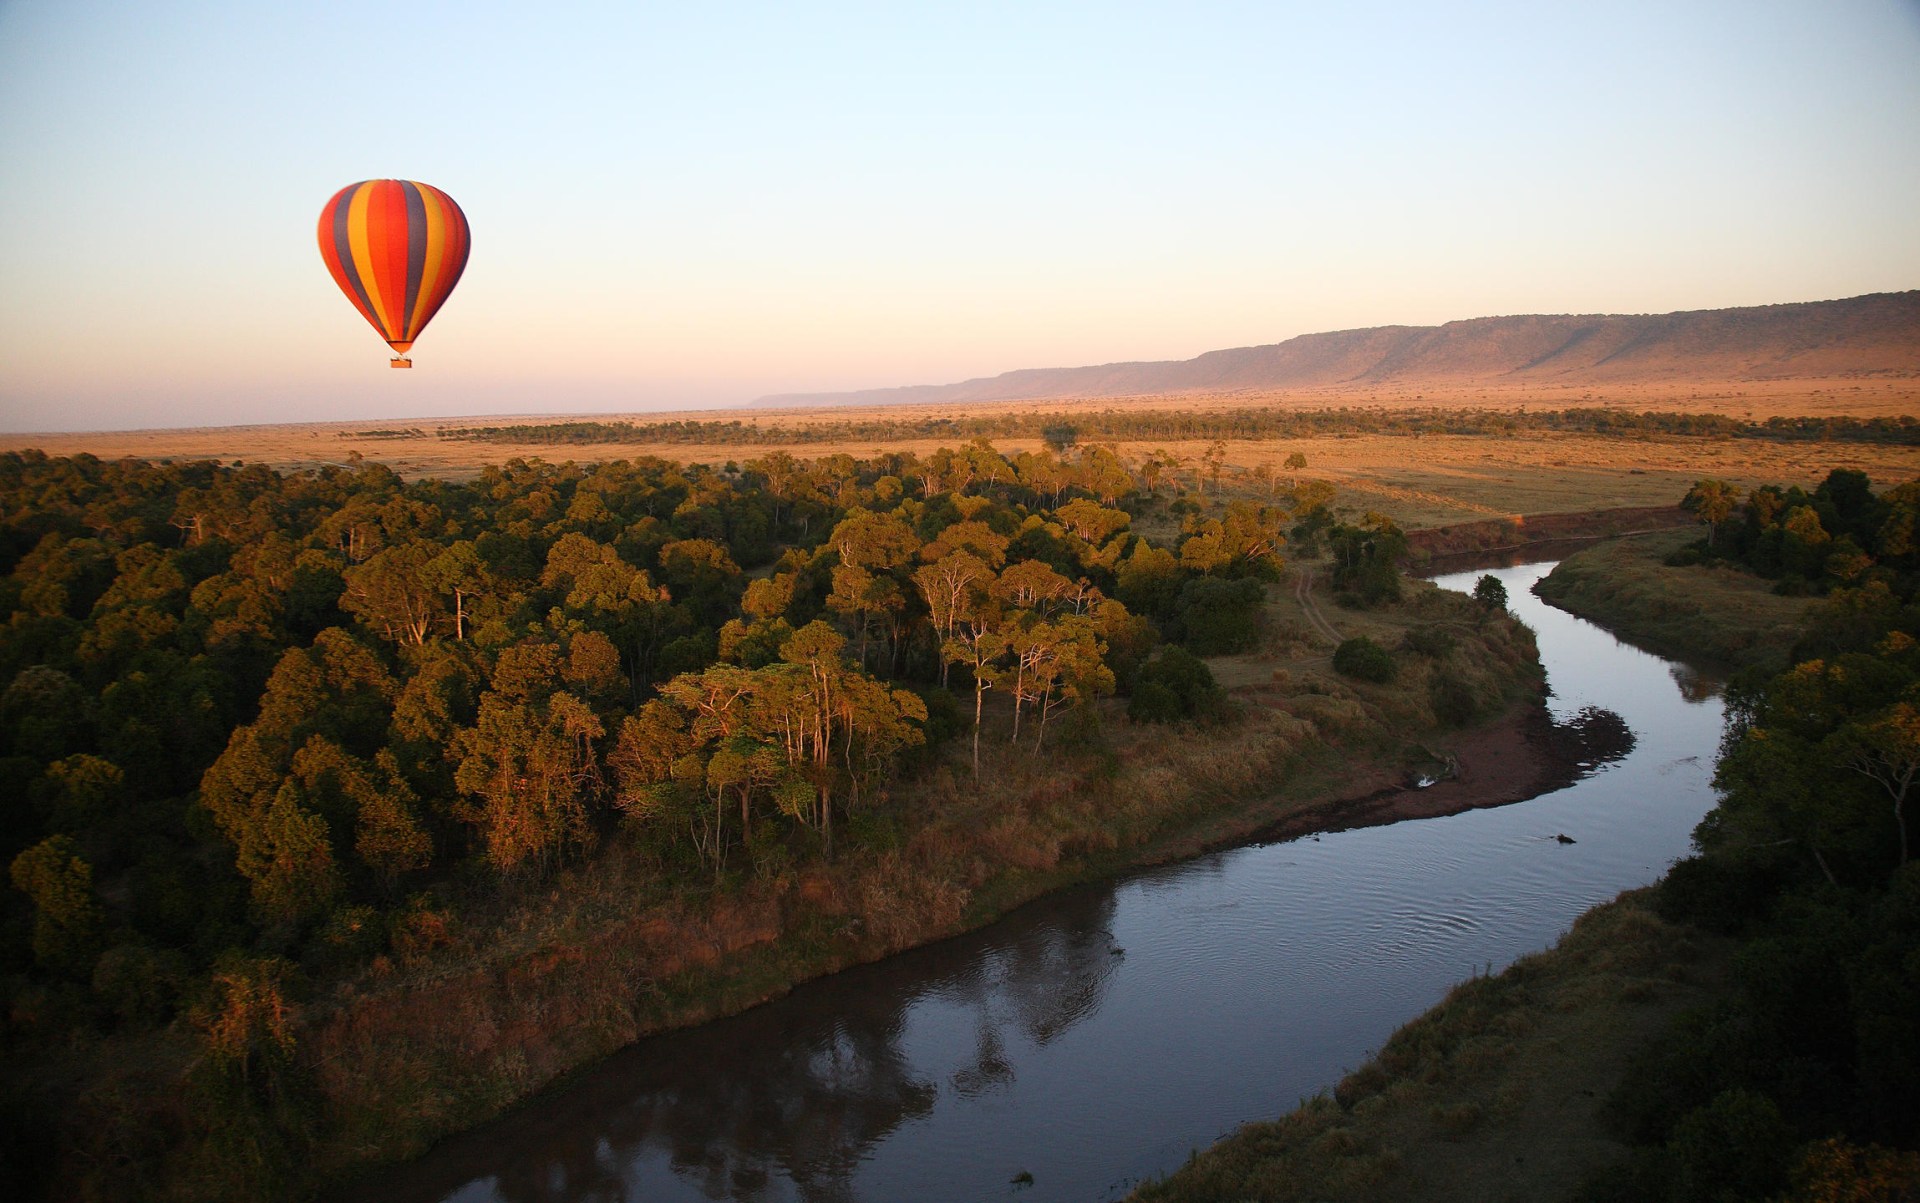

1,1,1916,431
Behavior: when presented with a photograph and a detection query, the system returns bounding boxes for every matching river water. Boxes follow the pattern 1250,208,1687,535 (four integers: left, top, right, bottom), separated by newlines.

373,562,1726,1203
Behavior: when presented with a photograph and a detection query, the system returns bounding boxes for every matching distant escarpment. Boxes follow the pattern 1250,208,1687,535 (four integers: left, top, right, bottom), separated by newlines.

755,291,1920,408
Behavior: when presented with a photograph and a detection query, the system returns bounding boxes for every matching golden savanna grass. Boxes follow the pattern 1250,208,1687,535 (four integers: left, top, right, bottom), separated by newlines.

6,377,1914,533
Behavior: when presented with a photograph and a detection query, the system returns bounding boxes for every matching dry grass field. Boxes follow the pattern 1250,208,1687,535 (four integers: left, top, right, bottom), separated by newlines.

6,376,1913,532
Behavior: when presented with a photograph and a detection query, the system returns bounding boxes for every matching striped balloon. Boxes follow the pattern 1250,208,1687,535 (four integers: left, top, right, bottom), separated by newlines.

317,179,470,362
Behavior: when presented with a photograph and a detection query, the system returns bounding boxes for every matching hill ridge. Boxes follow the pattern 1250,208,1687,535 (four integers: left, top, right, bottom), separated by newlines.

753,291,1920,408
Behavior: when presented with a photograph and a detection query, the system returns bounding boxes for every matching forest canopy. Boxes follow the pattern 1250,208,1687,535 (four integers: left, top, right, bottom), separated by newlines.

0,438,1317,1058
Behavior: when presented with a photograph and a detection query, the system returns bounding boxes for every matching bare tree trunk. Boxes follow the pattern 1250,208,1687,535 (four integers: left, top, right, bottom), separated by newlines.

1010,667,1024,744
973,677,985,775
1895,781,1910,866
1811,843,1840,889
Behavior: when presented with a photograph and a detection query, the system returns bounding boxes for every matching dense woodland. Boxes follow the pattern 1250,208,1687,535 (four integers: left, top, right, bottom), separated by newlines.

0,440,1335,1009
1585,471,1920,1199
1,438,1432,1195
425,406,1920,449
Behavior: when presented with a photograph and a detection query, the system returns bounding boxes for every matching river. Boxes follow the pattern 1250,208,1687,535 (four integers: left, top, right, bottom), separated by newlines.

372,561,1726,1203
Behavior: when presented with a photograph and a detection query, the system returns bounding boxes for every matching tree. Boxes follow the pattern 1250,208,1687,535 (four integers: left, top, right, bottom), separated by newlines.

657,664,758,868
1685,479,1742,549
827,509,919,671
353,752,433,893
914,551,995,686
1219,501,1288,574
453,690,605,876
1015,450,1071,507
1054,498,1131,547
657,537,741,624
9,834,103,974
1473,574,1509,612
1178,518,1234,574
423,540,488,641
1328,513,1407,607
614,622,926,860
944,608,1009,775
965,438,1014,491
1838,701,1920,866
542,534,672,691
1173,577,1265,654
1198,440,1228,496
1710,655,1913,887
1136,448,1167,495
1249,462,1287,501
1129,646,1222,724
740,571,798,623
1075,445,1135,506
1781,505,1833,579
992,559,1077,615
238,783,342,927
1115,540,1186,620
1290,478,1335,520
339,541,441,645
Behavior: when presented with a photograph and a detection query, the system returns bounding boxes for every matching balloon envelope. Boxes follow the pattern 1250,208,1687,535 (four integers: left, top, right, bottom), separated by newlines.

317,179,470,359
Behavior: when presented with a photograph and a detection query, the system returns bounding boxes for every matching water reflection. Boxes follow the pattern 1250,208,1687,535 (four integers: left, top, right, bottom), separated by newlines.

1668,662,1722,704
387,892,1120,1203
1545,705,1637,776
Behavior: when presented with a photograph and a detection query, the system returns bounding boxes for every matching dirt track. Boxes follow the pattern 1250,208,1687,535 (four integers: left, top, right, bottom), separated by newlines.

1293,567,1344,646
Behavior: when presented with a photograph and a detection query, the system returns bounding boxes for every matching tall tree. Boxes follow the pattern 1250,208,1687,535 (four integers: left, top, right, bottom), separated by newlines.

1685,479,1742,548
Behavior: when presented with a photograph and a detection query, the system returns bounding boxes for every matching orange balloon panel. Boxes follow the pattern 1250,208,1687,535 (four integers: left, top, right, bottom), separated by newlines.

317,180,470,357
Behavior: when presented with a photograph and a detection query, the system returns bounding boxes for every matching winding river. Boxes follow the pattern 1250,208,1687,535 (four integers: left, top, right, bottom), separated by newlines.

372,561,1726,1203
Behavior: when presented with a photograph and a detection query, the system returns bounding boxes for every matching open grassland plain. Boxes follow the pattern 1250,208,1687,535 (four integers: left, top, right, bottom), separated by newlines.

5,383,1915,536
1534,528,1819,673
1129,889,1733,1203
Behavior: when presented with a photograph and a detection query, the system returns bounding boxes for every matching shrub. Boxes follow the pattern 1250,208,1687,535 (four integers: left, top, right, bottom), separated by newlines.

1129,647,1224,724
1655,854,1782,936
1668,1089,1793,1201
1333,636,1396,683
1403,624,1456,658
1171,577,1265,655
1128,681,1184,724
1472,574,1509,611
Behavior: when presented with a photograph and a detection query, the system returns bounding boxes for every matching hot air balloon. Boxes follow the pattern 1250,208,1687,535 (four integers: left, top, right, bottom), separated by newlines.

317,179,470,368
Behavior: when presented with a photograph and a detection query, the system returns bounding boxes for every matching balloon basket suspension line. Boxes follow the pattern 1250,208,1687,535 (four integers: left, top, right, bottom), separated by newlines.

389,357,412,369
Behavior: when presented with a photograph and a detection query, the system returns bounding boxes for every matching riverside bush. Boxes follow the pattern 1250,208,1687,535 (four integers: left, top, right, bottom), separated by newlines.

1128,647,1223,724
1332,636,1396,683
